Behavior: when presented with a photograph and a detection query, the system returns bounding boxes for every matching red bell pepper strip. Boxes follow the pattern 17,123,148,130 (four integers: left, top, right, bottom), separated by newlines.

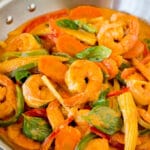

23,9,69,33
90,126,110,140
41,116,74,150
107,87,129,98
24,108,47,118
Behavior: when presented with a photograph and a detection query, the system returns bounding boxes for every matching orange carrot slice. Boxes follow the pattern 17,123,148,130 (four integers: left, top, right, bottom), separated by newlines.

69,5,101,19
38,56,68,83
56,34,88,56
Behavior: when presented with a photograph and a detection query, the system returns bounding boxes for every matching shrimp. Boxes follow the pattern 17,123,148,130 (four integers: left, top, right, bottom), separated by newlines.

126,80,150,105
65,60,103,106
138,108,150,124
22,74,55,108
5,33,42,51
97,12,139,55
0,74,16,119
7,123,41,149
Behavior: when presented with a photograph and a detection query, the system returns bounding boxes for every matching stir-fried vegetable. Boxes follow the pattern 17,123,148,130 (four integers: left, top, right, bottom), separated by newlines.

118,92,138,150
76,46,112,62
85,106,123,135
0,85,24,126
23,115,52,142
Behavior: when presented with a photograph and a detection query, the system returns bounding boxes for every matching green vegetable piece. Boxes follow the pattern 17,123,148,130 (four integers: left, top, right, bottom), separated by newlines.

144,39,150,50
14,70,30,83
76,46,112,62
139,129,150,135
10,62,37,83
115,72,126,86
75,133,97,150
74,20,97,33
0,85,24,126
119,62,131,71
85,106,123,135
33,35,42,44
56,19,79,30
0,49,48,61
93,88,110,107
23,115,52,142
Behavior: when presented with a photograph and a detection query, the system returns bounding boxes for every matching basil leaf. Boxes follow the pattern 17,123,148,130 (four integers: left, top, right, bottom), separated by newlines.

84,106,123,135
23,115,52,142
93,88,110,107
76,46,112,62
56,19,79,30
115,72,126,86
74,20,97,33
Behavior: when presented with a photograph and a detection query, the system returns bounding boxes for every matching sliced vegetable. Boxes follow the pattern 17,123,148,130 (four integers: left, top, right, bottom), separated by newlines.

74,20,97,33
75,133,97,150
10,62,37,83
56,19,79,30
24,108,47,118
56,34,89,56
23,115,52,142
0,85,24,126
118,92,138,150
0,49,48,61
61,28,96,45
76,46,112,62
92,88,110,107
85,106,122,135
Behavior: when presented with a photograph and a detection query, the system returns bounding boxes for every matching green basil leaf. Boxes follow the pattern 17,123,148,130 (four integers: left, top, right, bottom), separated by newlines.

76,46,112,62
93,88,110,107
139,129,150,135
115,72,126,86
74,20,97,33
23,115,52,142
84,106,123,135
56,19,79,30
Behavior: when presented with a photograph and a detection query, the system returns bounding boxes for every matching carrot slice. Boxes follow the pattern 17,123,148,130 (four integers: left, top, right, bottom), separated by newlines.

23,9,68,33
69,5,101,19
56,34,88,56
38,56,68,83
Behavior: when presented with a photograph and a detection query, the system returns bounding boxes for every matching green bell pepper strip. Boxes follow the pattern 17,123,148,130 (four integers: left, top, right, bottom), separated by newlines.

75,133,97,150
0,85,24,126
0,49,48,61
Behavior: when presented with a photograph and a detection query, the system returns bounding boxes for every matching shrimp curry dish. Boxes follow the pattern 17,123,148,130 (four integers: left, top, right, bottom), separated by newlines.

1,5,150,150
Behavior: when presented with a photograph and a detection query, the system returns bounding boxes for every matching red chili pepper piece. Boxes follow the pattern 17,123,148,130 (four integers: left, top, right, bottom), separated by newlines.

107,87,129,98
25,108,47,118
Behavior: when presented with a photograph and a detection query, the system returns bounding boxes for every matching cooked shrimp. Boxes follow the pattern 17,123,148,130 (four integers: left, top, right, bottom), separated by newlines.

65,60,103,105
138,108,150,124
97,13,139,55
22,74,55,108
7,123,40,149
5,33,42,51
126,80,150,105
0,74,16,119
